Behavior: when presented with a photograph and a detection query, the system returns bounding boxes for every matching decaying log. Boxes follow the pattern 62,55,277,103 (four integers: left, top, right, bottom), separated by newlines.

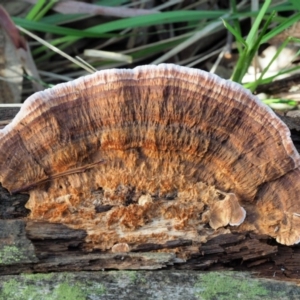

2,210,300,280
1,102,300,281
256,73,300,97
2,65,300,248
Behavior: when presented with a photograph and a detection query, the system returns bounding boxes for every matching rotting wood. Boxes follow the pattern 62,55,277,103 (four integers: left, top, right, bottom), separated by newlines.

2,176,300,279
1,107,300,281
256,73,300,97
2,65,300,248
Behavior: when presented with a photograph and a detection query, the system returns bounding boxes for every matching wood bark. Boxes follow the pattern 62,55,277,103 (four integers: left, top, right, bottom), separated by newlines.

1,106,300,286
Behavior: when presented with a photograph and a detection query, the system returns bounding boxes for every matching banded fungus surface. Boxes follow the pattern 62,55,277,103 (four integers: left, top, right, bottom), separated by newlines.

1,64,300,254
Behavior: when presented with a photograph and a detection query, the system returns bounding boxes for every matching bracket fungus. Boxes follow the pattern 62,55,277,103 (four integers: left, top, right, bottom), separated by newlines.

1,64,300,253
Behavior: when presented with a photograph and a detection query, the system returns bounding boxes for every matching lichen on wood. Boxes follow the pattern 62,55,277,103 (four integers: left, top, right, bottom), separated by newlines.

1,271,300,300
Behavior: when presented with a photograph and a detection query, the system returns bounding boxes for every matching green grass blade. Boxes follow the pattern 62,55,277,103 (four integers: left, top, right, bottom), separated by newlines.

289,0,300,10
230,0,243,53
246,11,276,91
130,38,189,60
263,99,297,110
86,10,226,34
231,51,249,83
41,13,89,25
245,0,272,48
33,0,58,21
13,17,115,38
261,12,300,44
15,10,225,38
35,40,76,63
27,10,227,60
222,19,246,46
244,65,300,89
267,3,294,12
26,0,47,21
88,37,190,69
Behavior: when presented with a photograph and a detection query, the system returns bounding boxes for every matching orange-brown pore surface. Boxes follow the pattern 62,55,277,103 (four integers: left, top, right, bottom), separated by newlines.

1,64,300,253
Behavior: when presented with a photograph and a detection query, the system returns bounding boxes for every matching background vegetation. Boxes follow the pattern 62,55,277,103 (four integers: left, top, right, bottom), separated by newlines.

2,0,300,107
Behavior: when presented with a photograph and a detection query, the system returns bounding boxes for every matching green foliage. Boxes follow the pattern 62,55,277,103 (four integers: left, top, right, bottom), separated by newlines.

289,0,300,10
224,0,273,86
263,99,297,110
10,0,300,97
26,0,58,21
15,11,225,37
225,0,300,93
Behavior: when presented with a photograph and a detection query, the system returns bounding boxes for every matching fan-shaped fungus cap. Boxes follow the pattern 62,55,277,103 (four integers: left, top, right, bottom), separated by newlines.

209,193,246,229
1,64,300,251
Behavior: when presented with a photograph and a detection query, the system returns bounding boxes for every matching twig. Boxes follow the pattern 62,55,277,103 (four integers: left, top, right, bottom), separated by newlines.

12,160,105,194
16,25,96,74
